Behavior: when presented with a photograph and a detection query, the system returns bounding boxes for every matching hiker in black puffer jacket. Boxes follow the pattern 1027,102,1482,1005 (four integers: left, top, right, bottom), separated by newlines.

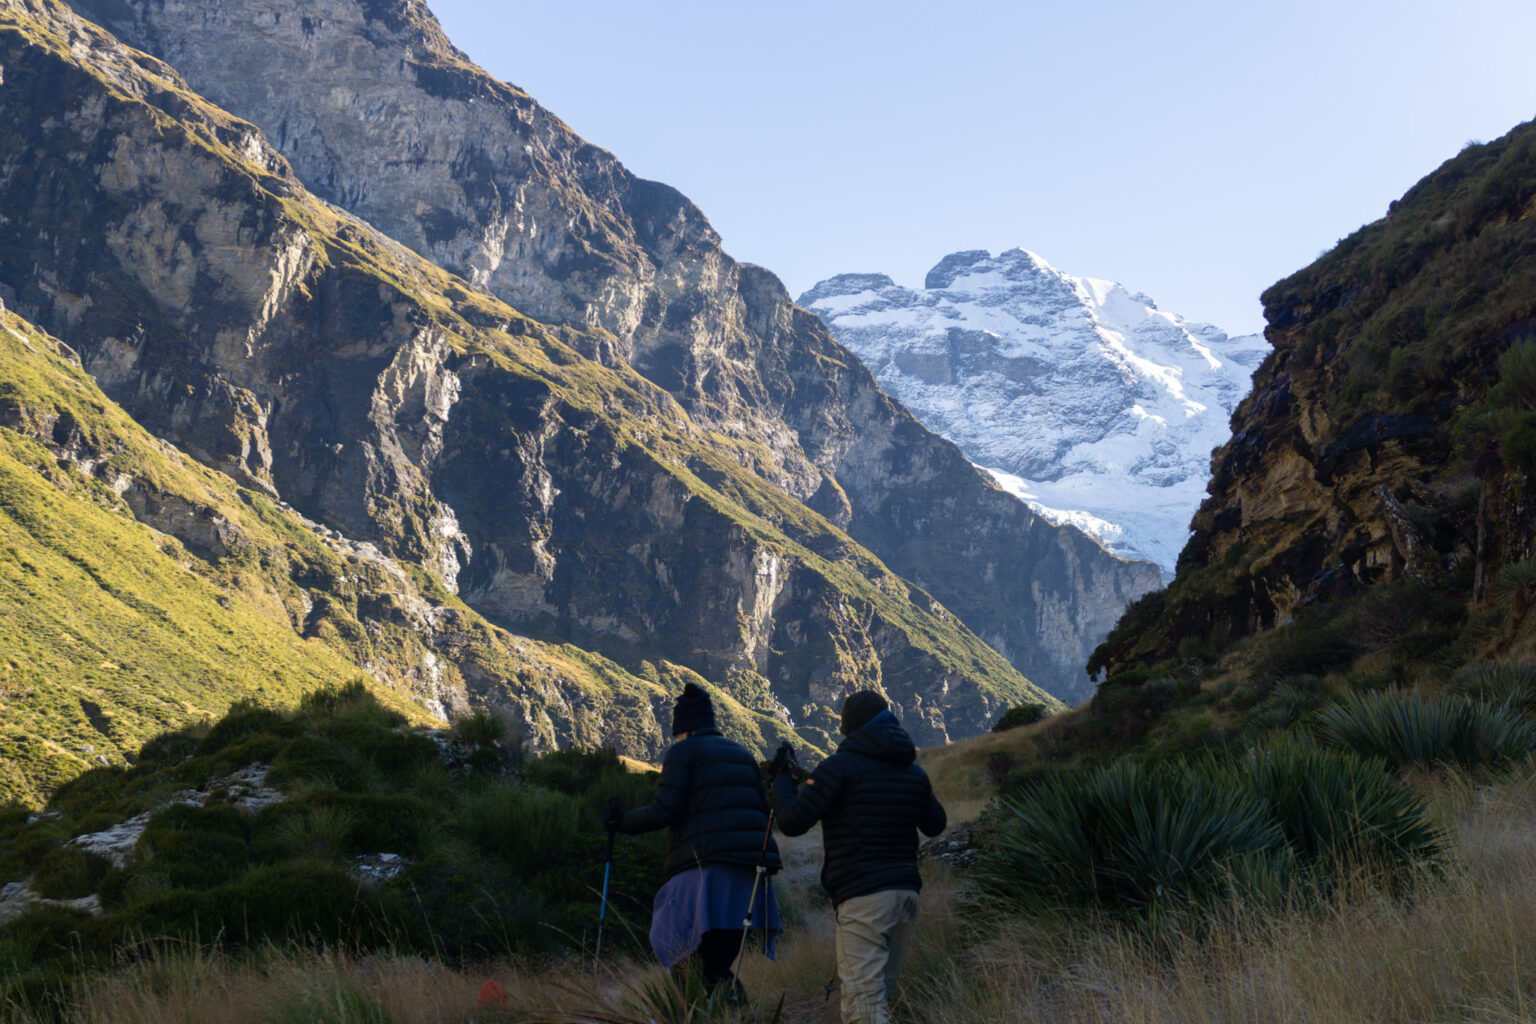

605,683,781,1002
771,691,946,1024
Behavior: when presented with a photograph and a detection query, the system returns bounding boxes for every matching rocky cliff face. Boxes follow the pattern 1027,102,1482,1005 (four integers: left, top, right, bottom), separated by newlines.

802,250,1269,575
0,298,700,805
0,0,1059,761
1091,121,1536,675
64,0,1161,700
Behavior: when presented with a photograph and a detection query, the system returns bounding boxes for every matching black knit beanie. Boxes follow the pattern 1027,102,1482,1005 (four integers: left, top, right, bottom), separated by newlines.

840,690,889,736
671,683,715,736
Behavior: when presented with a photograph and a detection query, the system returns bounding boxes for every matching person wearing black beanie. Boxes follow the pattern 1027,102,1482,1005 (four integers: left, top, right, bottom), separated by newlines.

603,682,780,1003
670,682,716,736
770,691,946,1024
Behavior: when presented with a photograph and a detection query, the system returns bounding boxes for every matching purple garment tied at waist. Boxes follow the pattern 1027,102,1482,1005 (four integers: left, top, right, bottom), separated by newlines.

648,864,781,968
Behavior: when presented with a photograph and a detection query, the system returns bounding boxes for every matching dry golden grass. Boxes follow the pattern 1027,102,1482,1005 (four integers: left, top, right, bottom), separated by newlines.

916,710,1066,813
16,763,1536,1023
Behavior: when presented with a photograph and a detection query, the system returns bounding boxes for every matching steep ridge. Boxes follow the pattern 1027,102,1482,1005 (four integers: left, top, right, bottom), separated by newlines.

1091,121,1536,676
802,250,1269,575
63,0,1162,698
0,0,1050,765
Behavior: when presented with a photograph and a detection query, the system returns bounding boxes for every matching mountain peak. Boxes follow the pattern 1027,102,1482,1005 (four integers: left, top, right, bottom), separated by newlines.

923,249,995,290
797,272,896,306
805,249,1269,575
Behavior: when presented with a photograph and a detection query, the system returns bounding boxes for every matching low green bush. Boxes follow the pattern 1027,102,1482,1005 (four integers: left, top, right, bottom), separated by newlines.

977,742,1447,922
992,703,1049,733
1246,675,1327,730
133,804,251,889
975,759,1284,918
1314,689,1536,769
1252,620,1362,682
267,735,380,792
0,685,670,968
1500,410,1536,474
1449,660,1536,708
1218,741,1446,883
456,784,582,878
195,702,289,756
31,846,112,900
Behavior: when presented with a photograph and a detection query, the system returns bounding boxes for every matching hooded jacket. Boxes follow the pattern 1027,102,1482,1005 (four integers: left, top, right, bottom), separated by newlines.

619,726,781,880
773,709,946,905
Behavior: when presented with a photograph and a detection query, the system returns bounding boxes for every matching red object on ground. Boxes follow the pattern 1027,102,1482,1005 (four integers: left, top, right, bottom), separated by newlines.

477,979,509,1007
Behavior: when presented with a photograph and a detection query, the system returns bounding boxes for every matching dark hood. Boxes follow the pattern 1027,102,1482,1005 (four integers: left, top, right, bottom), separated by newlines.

837,709,916,765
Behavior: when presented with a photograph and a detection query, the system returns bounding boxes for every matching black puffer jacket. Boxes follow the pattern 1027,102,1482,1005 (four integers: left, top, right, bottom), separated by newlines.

620,727,781,880
773,710,946,905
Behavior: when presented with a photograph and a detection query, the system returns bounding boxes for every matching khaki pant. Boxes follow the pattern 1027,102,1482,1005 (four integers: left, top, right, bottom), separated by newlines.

833,889,920,1024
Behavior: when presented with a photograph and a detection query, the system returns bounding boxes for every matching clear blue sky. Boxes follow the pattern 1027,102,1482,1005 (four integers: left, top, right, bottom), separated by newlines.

429,1,1536,336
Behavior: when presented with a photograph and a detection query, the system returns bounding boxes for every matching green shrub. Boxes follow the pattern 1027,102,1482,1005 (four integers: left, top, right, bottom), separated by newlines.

256,793,435,861
194,702,288,756
1491,560,1536,604
1217,741,1446,883
0,819,67,883
984,751,1018,785
1493,338,1536,409
1,685,674,967
133,804,251,888
1246,674,1327,730
128,861,397,948
452,710,508,750
297,680,390,722
1253,620,1362,682
456,784,581,879
136,728,203,768
977,743,1447,921
1314,689,1536,769
1499,411,1536,475
1449,660,1536,708
268,736,379,792
992,703,1049,732
975,760,1285,918
0,903,119,966
31,846,112,900
360,731,438,779
0,803,30,834
525,747,631,801
255,803,359,863
450,710,522,774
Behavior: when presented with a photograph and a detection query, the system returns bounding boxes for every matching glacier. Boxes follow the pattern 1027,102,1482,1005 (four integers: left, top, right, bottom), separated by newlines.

800,249,1269,579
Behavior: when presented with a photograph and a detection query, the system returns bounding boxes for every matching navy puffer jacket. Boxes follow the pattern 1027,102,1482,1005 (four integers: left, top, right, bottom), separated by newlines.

773,710,946,905
619,727,781,880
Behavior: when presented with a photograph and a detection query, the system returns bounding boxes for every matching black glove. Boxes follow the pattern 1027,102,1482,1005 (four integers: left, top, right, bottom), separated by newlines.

769,741,801,781
602,797,624,834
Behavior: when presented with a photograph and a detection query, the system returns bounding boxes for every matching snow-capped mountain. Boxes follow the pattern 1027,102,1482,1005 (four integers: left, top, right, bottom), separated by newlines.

800,249,1270,578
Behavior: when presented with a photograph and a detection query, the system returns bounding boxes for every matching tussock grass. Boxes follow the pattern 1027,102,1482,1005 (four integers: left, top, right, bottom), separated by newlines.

15,762,1536,1023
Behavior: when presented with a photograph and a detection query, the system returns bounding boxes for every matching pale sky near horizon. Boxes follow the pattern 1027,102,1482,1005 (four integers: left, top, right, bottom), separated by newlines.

428,1,1536,337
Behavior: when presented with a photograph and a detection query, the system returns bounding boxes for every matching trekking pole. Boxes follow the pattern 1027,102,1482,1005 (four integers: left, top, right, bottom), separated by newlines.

595,819,618,967
728,803,777,992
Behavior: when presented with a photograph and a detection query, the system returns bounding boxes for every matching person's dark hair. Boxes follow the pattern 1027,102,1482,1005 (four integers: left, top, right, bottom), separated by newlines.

671,682,715,736
839,690,889,735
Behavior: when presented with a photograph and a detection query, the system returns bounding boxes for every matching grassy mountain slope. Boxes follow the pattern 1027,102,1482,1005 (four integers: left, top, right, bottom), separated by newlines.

0,305,819,806
0,309,383,804
0,0,1053,801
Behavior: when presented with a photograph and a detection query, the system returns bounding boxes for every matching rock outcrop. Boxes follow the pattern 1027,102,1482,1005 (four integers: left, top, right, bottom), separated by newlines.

63,0,1160,699
1090,120,1536,675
